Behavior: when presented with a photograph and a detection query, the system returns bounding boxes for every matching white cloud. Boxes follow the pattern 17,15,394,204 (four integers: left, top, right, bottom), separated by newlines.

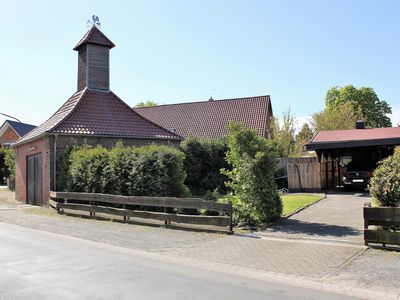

295,115,312,133
389,105,400,127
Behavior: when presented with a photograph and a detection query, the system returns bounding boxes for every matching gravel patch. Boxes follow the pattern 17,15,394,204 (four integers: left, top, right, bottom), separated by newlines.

0,208,223,254
0,189,19,206
325,248,400,295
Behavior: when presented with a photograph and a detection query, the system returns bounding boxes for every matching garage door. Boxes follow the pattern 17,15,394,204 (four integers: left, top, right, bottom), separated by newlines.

27,153,42,206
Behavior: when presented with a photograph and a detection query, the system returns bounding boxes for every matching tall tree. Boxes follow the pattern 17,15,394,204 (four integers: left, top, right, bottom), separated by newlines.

293,123,314,157
312,101,362,132
271,108,296,157
135,101,158,108
325,85,392,127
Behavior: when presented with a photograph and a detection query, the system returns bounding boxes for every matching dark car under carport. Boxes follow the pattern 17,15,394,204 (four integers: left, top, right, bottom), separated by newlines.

305,121,400,191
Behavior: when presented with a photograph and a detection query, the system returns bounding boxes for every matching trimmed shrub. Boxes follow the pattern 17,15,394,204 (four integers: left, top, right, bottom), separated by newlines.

128,145,187,197
102,142,135,195
181,136,229,196
223,123,282,226
369,147,400,207
69,145,110,193
66,143,187,198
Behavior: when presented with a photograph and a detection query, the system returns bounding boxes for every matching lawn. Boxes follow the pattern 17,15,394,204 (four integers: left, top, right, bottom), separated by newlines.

281,194,324,216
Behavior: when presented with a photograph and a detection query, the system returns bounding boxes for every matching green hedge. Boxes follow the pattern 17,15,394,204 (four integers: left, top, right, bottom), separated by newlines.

65,143,187,197
181,137,229,197
369,146,400,207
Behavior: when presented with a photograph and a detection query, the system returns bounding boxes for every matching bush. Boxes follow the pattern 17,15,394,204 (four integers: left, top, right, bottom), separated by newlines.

223,123,282,226
181,137,229,196
69,145,110,193
0,148,15,182
369,147,400,207
66,143,187,197
128,145,187,197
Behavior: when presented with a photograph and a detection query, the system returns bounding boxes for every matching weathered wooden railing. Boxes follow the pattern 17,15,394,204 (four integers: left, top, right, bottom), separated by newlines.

363,202,400,247
49,191,233,233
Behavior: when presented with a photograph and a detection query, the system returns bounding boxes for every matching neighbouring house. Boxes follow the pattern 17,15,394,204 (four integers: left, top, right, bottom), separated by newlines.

305,120,400,190
12,25,182,206
0,120,36,147
134,95,273,139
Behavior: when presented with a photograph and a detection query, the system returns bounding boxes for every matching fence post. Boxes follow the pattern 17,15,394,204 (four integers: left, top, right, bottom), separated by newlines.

363,202,371,246
164,199,168,228
229,201,233,233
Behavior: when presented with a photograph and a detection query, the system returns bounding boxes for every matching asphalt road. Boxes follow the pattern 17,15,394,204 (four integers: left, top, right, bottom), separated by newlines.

0,222,358,300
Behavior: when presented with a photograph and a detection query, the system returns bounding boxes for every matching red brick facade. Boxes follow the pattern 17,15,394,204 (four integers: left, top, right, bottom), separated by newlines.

0,127,19,146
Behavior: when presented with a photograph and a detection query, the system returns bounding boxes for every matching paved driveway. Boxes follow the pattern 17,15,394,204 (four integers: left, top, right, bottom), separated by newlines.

259,193,370,244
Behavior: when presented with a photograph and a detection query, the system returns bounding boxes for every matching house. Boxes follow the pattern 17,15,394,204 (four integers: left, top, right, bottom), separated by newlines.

0,120,36,147
12,25,182,206
305,120,400,190
134,95,273,139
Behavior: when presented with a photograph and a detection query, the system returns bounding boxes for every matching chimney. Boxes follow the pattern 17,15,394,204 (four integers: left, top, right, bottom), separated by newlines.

73,26,115,91
355,119,365,129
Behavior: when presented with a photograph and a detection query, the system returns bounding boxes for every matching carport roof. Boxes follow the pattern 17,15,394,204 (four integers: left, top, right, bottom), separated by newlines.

306,127,400,150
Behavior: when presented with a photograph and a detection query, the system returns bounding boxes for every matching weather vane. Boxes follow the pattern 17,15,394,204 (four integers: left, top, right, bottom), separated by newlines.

87,15,101,28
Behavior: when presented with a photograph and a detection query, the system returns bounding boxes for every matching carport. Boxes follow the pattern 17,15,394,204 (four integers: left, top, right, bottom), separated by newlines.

306,121,400,190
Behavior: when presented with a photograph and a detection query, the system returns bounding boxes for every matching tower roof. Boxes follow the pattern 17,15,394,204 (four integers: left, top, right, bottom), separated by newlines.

73,25,115,51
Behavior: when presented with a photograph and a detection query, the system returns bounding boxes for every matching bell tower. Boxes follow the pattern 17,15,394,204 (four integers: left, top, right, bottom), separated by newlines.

73,24,115,91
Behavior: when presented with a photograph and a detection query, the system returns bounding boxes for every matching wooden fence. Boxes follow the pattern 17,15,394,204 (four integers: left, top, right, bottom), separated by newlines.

287,162,321,192
363,202,400,247
49,191,233,232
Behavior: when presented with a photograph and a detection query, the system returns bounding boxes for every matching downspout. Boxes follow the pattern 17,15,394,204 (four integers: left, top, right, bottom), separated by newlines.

53,134,58,191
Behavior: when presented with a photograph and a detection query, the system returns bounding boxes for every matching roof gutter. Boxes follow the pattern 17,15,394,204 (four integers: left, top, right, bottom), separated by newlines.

306,137,400,151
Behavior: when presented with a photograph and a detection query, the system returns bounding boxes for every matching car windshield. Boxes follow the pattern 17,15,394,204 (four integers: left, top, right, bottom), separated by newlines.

346,162,376,172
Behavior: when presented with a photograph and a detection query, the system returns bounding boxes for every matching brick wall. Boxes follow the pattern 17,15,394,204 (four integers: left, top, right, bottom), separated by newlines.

14,137,51,204
0,127,19,146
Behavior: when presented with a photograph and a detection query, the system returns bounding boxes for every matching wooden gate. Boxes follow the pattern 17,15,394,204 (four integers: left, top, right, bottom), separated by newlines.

287,162,321,192
27,153,42,205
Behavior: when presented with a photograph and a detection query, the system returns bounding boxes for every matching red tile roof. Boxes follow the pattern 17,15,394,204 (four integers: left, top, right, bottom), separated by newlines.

73,26,115,51
134,96,272,139
311,127,400,143
14,89,181,146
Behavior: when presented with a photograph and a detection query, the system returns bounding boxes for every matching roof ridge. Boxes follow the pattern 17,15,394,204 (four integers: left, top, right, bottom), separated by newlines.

5,119,36,127
13,89,87,146
134,95,271,109
73,26,115,51
50,89,88,133
109,90,182,139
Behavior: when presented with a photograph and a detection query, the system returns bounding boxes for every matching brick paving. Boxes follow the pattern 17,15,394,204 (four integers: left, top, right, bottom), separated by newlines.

260,193,367,244
179,234,364,279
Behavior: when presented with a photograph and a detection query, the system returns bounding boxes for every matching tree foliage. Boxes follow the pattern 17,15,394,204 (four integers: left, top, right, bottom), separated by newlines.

135,101,158,108
271,108,296,157
369,147,400,207
0,148,15,181
312,102,362,132
325,85,392,128
223,123,282,226
180,137,229,197
293,123,314,157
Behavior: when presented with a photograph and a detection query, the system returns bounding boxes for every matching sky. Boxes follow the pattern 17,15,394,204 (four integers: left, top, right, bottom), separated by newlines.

1,0,399,129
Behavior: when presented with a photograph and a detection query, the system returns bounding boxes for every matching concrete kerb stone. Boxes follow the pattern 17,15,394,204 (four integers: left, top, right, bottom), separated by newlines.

3,222,398,300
